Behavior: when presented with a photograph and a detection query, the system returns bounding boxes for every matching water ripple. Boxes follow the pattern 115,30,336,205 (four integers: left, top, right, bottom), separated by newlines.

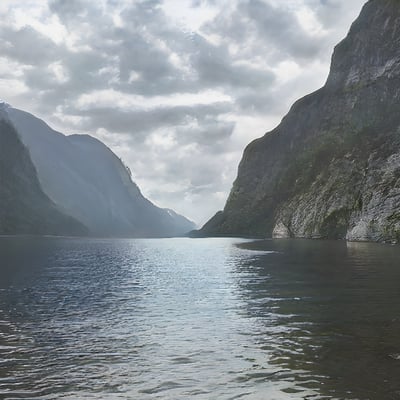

0,237,400,399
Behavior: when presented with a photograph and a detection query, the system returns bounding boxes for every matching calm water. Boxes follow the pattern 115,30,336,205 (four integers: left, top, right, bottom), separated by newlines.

0,237,400,399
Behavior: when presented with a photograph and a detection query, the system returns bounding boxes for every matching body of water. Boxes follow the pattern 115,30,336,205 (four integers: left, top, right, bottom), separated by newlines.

0,237,400,399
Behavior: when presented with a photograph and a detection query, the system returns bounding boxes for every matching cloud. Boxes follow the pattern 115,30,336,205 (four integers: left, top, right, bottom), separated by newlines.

0,0,366,224
0,25,61,66
204,0,327,63
65,101,232,141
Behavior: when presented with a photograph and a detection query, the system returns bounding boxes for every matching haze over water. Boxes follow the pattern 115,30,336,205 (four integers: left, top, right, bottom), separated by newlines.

1,237,400,399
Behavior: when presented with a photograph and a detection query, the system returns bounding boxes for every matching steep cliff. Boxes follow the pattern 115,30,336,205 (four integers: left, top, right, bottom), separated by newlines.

3,106,194,237
0,112,87,236
199,0,400,243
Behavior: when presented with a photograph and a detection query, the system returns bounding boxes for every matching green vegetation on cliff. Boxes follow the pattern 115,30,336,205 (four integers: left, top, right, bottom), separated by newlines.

198,0,400,243
0,119,87,236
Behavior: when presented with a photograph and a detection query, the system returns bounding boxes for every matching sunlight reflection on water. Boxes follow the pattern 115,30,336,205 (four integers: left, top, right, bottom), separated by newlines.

0,237,400,399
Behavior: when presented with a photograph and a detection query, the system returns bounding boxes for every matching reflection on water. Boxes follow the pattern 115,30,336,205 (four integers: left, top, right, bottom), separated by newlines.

237,239,400,399
0,237,400,399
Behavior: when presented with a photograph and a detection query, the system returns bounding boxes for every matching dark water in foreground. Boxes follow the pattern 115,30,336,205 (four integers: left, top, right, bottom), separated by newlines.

0,237,400,399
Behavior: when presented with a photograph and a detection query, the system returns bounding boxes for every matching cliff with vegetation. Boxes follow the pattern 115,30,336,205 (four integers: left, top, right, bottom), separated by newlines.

0,116,87,236
199,0,400,243
1,104,195,238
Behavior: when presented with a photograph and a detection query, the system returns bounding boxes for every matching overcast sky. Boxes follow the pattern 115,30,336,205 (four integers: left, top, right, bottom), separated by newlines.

0,0,366,225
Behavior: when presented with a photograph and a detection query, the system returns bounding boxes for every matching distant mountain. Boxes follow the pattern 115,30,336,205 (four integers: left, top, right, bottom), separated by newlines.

1,104,195,237
0,108,87,236
198,0,400,243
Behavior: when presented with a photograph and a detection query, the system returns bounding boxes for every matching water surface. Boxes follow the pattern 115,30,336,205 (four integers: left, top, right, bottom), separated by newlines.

0,237,400,399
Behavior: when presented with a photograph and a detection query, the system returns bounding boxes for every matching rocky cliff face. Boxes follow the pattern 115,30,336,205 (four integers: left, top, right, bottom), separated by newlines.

199,0,400,243
0,111,87,236
3,106,195,237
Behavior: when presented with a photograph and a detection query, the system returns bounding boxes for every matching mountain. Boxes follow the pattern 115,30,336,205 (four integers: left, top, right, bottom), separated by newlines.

0,107,87,236
198,0,400,243
1,104,195,237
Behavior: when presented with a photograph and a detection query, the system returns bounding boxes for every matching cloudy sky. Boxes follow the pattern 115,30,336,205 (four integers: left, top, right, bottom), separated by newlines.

0,0,366,225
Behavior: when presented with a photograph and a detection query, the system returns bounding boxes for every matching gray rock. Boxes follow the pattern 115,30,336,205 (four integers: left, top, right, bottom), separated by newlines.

3,106,195,238
0,111,87,236
199,0,400,243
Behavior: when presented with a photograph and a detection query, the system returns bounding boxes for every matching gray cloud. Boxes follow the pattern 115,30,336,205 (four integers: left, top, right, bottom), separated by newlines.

242,0,325,60
63,101,232,139
0,0,367,223
48,0,105,29
202,1,325,65
0,25,61,66
189,33,276,90
304,0,364,30
175,120,235,150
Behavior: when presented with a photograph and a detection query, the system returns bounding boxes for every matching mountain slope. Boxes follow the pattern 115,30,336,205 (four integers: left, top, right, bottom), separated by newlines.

3,106,194,237
0,109,87,236
199,0,400,243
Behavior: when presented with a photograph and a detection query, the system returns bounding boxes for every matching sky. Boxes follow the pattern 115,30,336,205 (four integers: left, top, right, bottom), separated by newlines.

0,0,366,226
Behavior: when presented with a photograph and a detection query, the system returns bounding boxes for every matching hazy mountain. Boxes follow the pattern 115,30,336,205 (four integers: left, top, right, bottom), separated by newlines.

198,0,400,243
2,104,195,237
0,107,87,236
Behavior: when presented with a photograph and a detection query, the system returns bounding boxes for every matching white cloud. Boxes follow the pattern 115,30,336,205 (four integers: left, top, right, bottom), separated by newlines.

0,0,367,225
76,89,232,110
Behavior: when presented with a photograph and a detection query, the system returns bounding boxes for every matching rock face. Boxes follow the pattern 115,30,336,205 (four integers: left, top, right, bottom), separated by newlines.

199,0,400,243
1,104,195,237
0,109,87,236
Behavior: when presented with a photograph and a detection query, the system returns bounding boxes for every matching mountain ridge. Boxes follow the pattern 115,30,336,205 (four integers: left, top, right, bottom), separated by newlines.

197,0,400,243
0,103,195,237
0,108,87,236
